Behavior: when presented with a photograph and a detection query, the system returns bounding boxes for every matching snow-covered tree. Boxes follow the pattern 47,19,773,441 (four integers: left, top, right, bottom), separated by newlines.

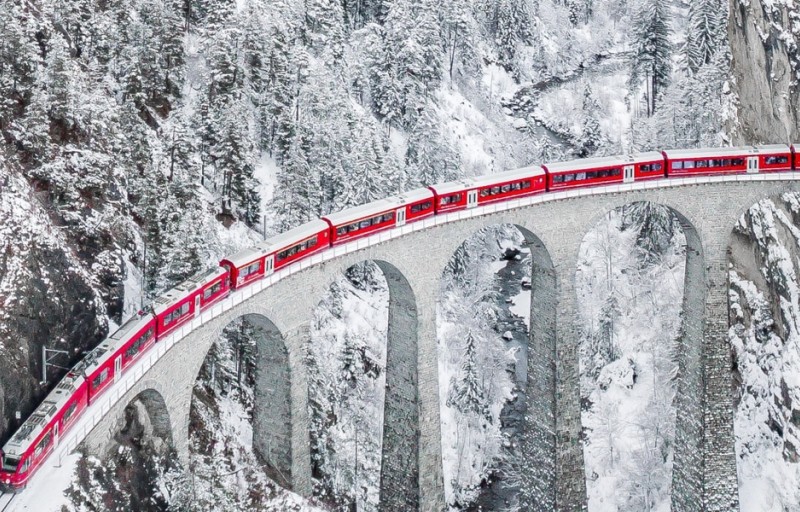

577,83,604,157
628,0,673,116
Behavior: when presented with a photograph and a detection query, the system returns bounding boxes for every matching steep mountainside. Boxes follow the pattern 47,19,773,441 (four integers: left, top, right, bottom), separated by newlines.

728,0,800,143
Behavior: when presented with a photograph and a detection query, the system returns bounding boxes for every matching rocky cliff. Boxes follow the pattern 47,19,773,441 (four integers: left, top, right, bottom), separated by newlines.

728,0,800,143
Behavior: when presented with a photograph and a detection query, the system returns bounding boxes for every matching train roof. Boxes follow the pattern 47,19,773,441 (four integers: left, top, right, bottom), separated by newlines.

220,246,264,270
428,179,476,195
471,166,546,187
255,219,329,254
755,143,792,153
151,267,225,316
323,189,434,226
662,146,763,159
543,152,664,173
3,370,85,457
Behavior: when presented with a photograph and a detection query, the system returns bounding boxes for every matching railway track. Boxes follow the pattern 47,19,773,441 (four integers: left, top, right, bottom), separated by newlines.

0,491,16,512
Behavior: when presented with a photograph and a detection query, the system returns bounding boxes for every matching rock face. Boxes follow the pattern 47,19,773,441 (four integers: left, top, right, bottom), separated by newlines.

0,162,108,444
728,0,800,143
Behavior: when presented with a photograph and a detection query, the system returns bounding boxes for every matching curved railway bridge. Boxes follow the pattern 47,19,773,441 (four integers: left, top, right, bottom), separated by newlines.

23,173,800,511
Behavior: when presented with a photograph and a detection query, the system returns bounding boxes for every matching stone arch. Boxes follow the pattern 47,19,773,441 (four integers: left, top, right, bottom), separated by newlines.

187,311,294,489
574,201,705,510
308,258,421,511
246,314,293,489
117,385,173,455
373,260,420,512
436,222,557,511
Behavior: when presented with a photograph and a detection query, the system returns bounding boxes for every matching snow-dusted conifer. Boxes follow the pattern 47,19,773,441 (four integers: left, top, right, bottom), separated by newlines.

447,332,491,421
577,83,603,157
628,0,672,115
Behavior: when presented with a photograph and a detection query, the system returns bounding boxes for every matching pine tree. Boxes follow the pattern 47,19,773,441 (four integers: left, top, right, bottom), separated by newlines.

447,332,491,421
628,0,672,116
405,105,461,186
577,83,603,157
685,0,726,73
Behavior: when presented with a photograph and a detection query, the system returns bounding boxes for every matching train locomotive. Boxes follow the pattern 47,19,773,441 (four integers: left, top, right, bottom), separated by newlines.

2,143,799,490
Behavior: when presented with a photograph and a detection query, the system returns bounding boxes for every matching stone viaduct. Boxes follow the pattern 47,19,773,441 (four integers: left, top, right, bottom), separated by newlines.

69,174,800,511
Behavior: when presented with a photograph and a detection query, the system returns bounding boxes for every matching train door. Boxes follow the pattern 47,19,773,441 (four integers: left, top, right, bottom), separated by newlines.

194,295,201,317
467,190,478,208
114,356,122,383
265,255,275,276
747,156,759,173
396,208,406,227
623,165,635,184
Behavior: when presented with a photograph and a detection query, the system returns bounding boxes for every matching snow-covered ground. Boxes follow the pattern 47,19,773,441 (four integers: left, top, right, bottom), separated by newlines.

308,262,389,511
437,225,529,509
576,204,686,512
729,195,800,512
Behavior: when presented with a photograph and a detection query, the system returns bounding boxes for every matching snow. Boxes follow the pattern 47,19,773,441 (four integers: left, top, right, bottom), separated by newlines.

729,195,800,512
576,205,685,512
6,453,80,512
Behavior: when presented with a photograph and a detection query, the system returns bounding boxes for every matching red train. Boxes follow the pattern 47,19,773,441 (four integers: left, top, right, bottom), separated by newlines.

2,143,799,490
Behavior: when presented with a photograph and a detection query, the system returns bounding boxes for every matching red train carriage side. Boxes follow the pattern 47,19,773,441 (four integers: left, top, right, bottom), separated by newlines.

663,146,759,176
543,152,665,190
429,166,546,214
754,144,793,172
428,180,473,214
473,166,547,206
152,267,229,338
323,188,435,246
220,248,267,290
0,372,89,490
254,219,331,274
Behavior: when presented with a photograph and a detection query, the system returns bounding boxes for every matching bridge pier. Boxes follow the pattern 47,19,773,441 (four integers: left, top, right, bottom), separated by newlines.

701,246,740,510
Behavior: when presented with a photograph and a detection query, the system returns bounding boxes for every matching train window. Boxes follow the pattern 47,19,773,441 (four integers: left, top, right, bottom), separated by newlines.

2,455,19,471
34,431,52,457
766,156,788,164
359,219,371,228
240,261,260,278
672,161,683,170
552,175,564,183
92,368,109,389
683,160,695,169
348,223,360,232
522,180,531,188
711,159,723,167
203,281,222,300
337,226,347,235
382,213,393,222
563,174,575,182
411,201,432,213
576,172,586,180
696,160,707,168
125,327,154,358
501,184,511,193
164,303,190,326
441,194,462,205
63,401,78,424
732,158,744,166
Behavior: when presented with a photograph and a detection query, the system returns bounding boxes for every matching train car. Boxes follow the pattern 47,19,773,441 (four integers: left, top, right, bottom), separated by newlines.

220,246,267,290
254,219,331,274
1,371,89,490
663,146,761,176
472,166,547,205
543,152,665,191
323,188,434,246
429,166,546,214
755,144,793,172
152,267,229,338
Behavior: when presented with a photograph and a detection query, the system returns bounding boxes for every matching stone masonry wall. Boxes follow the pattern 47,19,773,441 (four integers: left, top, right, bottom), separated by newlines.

80,179,800,511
